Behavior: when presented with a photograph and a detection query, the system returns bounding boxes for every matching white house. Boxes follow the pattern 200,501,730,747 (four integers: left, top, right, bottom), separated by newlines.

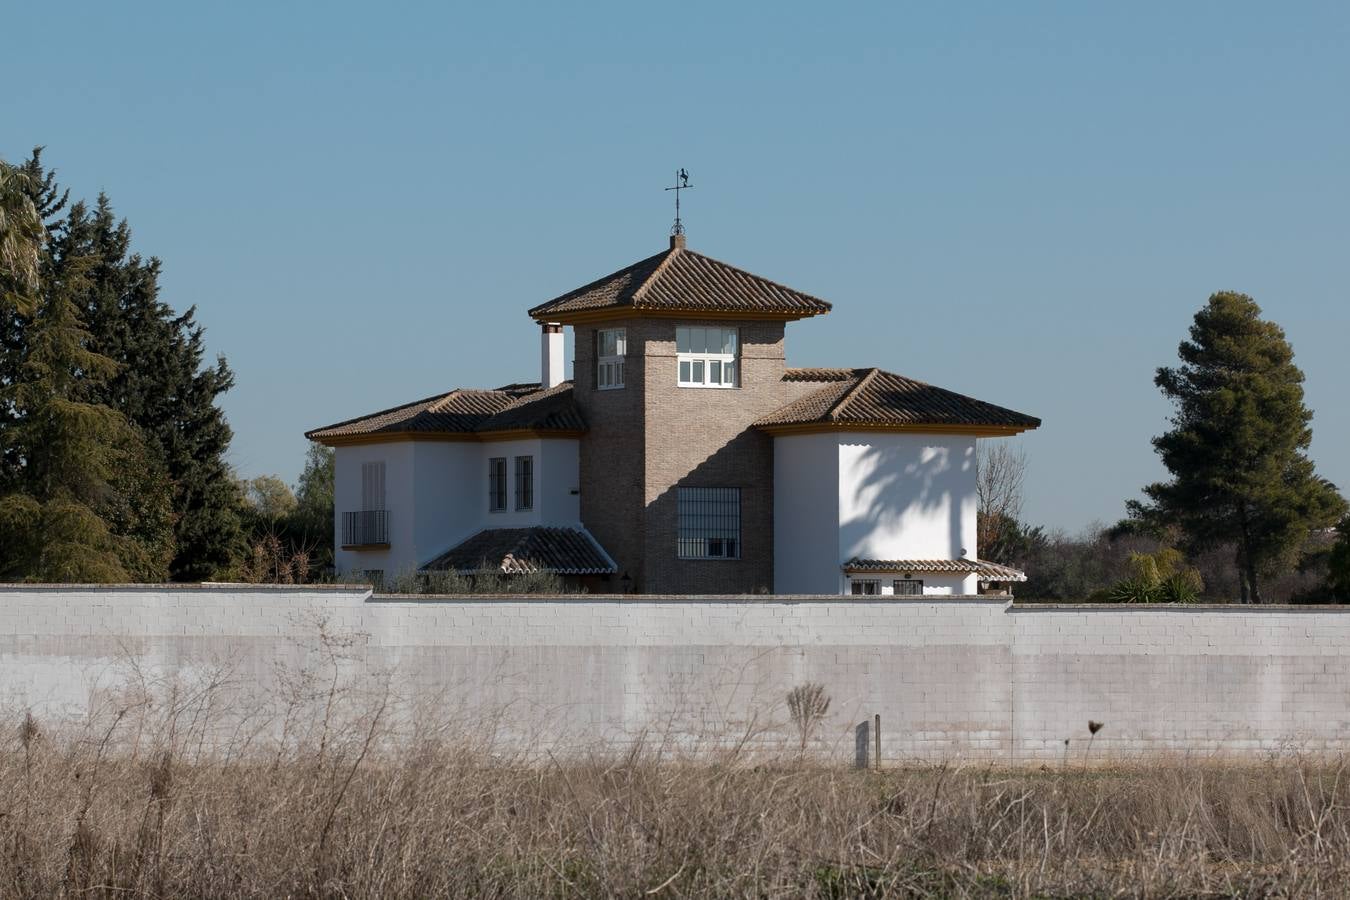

308,233,1039,594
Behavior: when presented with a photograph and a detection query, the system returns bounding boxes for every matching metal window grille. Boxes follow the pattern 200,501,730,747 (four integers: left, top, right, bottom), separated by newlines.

677,487,740,559
850,579,880,596
488,457,507,511
341,510,388,546
892,579,924,596
515,455,534,510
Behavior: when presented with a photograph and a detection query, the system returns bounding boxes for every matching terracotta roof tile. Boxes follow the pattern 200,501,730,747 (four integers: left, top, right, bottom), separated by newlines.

756,368,1040,433
306,382,585,442
843,558,1028,581
783,367,856,382
476,381,587,433
422,527,616,575
528,245,832,320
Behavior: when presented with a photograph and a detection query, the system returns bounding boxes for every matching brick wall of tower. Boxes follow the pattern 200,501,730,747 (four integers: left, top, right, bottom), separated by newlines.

640,320,796,594
575,318,827,593
572,318,650,590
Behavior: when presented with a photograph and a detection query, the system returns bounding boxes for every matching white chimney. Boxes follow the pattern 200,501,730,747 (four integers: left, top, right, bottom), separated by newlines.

541,322,564,389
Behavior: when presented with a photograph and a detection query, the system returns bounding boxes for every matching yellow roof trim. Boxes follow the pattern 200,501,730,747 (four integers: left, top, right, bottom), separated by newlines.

312,429,584,448
756,422,1034,438
530,306,828,326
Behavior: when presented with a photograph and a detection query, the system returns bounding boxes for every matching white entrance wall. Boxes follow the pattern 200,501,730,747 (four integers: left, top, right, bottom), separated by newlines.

774,432,979,595
334,437,582,576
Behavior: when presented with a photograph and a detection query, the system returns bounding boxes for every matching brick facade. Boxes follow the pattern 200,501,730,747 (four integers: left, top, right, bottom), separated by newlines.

573,317,824,593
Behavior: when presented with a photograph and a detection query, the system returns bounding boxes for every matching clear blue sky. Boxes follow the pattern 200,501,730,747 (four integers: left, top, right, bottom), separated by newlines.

5,1,1348,533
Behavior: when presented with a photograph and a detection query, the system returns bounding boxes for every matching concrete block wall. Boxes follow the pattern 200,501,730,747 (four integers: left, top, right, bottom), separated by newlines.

3,586,1350,762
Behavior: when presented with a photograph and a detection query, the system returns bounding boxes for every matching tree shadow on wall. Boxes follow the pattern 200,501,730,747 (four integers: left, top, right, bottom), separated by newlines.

838,439,973,563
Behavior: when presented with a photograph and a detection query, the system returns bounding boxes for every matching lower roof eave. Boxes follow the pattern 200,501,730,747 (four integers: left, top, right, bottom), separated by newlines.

842,558,1028,582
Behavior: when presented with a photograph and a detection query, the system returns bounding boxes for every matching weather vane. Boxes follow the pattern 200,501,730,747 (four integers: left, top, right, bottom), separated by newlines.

665,168,692,236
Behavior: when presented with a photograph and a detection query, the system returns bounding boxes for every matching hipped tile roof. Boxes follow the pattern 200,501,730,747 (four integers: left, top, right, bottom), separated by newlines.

306,382,584,442
843,558,1028,581
422,527,617,575
757,368,1040,432
528,244,832,320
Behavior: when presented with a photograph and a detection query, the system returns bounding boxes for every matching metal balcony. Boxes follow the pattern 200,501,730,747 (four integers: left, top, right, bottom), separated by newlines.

341,510,389,549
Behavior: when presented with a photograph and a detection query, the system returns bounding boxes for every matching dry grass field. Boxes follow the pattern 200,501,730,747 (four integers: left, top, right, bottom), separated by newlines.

4,719,1350,898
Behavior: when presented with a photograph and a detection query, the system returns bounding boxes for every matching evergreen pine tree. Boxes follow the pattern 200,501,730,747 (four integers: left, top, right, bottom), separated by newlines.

1138,292,1346,602
36,167,241,580
0,256,173,581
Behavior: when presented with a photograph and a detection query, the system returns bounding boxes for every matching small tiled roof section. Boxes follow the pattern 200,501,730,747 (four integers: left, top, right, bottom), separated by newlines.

476,381,586,433
758,368,1040,433
527,243,832,320
422,527,617,575
306,382,585,442
843,558,1028,581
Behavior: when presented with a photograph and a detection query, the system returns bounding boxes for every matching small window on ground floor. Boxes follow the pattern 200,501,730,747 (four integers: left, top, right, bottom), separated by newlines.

893,579,924,596
850,579,880,596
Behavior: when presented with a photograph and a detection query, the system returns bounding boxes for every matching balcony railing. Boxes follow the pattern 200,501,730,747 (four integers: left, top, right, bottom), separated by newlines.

341,510,389,548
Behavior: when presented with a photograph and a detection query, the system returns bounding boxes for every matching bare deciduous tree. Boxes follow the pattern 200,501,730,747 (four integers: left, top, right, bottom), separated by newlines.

786,682,831,753
977,441,1028,560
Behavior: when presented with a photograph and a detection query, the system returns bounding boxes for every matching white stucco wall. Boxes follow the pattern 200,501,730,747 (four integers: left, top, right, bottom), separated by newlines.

838,432,977,562
537,438,582,525
410,441,481,566
334,442,418,575
773,433,842,594
335,437,582,575
775,432,979,595
6,587,1350,763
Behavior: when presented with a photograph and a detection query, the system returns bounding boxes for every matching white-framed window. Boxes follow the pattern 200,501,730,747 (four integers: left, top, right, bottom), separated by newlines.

597,328,626,390
676,326,738,388
488,457,507,511
677,487,740,559
850,579,881,596
892,579,924,596
514,455,534,510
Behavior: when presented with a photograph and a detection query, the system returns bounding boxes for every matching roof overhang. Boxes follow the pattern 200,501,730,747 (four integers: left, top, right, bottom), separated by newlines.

308,428,586,447
756,422,1036,438
843,558,1028,581
529,307,828,326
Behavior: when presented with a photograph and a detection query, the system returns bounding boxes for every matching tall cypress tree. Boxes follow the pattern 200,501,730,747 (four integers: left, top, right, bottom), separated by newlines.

35,163,241,580
1138,292,1346,602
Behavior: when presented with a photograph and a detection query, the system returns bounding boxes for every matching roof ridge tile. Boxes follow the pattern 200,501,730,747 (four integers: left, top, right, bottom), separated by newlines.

628,248,679,306
826,367,878,421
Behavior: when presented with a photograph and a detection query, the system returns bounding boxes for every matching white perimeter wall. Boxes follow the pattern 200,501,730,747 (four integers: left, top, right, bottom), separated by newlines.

6,587,1350,763
775,432,979,595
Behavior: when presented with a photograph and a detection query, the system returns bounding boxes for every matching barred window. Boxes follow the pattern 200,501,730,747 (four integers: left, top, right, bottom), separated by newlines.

488,457,507,511
597,328,626,390
850,579,880,596
892,579,924,596
514,455,534,511
677,487,740,559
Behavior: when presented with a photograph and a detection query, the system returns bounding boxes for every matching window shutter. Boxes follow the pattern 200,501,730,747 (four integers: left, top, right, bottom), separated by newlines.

361,462,386,511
